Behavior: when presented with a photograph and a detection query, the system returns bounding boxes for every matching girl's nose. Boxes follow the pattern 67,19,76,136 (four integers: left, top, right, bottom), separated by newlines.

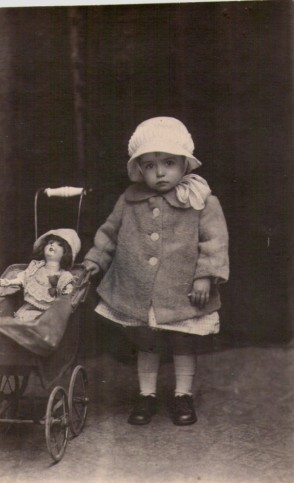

156,164,164,177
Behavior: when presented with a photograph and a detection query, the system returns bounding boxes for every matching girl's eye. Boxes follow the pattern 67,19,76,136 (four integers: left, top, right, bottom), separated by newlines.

166,159,175,166
144,163,154,170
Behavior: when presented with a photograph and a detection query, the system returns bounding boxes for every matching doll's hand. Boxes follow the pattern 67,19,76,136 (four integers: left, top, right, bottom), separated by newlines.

82,260,100,276
0,278,10,287
189,278,211,309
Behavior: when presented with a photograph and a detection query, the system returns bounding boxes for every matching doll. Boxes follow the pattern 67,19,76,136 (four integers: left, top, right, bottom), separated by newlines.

0,228,81,322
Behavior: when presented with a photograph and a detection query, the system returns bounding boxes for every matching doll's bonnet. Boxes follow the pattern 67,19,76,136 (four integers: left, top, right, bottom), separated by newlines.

33,228,81,265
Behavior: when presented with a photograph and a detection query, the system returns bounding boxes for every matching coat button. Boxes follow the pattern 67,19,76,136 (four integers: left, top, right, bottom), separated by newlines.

149,257,158,266
150,232,159,241
152,208,160,217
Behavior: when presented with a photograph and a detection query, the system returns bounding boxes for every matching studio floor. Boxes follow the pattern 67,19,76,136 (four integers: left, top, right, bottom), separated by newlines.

0,344,293,483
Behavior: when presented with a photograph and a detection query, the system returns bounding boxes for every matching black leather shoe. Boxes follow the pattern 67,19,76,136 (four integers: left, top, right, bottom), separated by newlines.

173,395,197,426
128,395,157,425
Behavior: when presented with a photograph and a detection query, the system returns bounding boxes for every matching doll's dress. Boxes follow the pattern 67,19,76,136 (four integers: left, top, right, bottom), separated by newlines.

12,260,74,322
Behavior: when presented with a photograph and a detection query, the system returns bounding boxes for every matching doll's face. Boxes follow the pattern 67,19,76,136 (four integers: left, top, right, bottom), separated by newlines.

139,152,186,193
44,239,64,263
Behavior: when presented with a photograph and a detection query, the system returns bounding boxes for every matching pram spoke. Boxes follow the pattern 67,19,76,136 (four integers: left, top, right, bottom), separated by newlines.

19,375,30,396
68,365,89,437
0,375,20,433
45,386,69,463
0,374,19,396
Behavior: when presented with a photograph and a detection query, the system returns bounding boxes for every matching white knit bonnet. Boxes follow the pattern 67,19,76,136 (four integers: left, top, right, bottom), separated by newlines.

127,116,201,182
34,228,81,265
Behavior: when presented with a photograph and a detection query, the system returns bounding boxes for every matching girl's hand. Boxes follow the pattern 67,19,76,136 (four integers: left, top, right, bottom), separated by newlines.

0,278,10,287
189,277,211,309
82,260,100,276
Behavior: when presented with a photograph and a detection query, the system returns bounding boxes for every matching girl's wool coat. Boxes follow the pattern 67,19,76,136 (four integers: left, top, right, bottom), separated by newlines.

85,183,229,325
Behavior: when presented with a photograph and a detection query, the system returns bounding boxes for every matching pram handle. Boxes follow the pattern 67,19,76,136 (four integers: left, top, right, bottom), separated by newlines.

44,187,84,197
34,186,91,239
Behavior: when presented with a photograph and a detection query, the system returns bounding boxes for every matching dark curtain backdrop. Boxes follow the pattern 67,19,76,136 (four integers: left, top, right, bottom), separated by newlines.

0,2,293,353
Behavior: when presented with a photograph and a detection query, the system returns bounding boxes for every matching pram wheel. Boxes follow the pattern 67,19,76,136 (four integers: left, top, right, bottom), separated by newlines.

0,375,20,433
45,386,69,462
68,365,89,436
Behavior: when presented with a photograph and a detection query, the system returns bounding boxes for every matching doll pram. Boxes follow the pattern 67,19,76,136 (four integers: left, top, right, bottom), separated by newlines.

0,187,91,462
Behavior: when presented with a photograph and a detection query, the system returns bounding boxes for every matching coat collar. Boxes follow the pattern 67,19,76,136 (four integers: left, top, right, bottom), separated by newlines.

124,183,190,209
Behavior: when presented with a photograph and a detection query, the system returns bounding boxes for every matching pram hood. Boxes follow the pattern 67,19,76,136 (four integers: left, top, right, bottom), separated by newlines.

34,229,81,265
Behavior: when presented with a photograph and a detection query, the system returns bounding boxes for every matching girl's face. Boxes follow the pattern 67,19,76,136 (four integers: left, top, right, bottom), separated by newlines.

139,152,186,193
44,239,64,263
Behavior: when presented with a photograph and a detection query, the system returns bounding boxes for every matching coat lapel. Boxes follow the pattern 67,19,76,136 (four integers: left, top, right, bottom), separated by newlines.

124,183,190,209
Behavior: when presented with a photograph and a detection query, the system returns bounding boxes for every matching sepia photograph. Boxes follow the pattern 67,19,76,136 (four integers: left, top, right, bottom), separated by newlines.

0,1,293,482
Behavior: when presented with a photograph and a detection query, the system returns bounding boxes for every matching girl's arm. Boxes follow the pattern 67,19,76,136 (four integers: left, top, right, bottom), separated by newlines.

189,278,211,309
190,196,229,308
83,194,125,274
194,195,229,283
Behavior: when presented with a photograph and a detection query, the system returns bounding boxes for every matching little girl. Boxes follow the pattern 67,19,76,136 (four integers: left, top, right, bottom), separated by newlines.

84,117,229,425
0,228,81,322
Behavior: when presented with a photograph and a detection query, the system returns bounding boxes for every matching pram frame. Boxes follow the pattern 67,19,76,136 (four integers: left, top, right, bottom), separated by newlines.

0,187,91,462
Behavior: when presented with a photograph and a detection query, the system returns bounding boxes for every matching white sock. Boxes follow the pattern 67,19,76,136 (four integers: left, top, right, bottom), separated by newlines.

137,350,160,396
173,354,196,396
